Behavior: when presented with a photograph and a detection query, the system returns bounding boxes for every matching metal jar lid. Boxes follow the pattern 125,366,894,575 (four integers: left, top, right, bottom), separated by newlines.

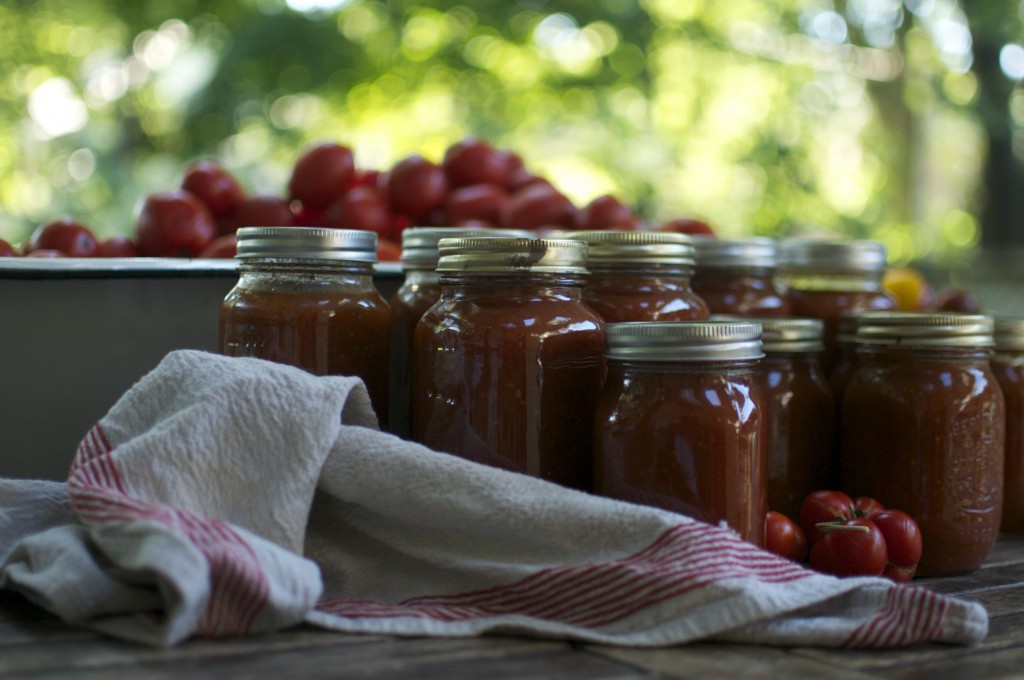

400,227,533,269
994,317,1024,352
854,311,994,348
836,311,864,344
436,237,588,275
778,238,887,272
236,227,378,263
712,315,824,353
692,237,779,269
567,230,695,268
605,321,764,362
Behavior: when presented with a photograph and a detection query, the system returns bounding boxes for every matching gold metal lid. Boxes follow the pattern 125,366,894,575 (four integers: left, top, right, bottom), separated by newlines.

236,226,377,263
692,237,779,269
436,237,589,275
854,311,994,348
605,321,764,362
713,315,824,353
400,227,533,269
779,238,887,272
566,230,695,268
994,317,1024,352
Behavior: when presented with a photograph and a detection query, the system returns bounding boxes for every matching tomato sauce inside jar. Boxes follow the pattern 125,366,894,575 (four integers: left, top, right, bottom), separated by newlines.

840,312,1004,576
993,317,1024,532
567,230,708,322
743,317,835,520
691,237,790,317
219,227,391,423
593,321,767,545
413,237,605,491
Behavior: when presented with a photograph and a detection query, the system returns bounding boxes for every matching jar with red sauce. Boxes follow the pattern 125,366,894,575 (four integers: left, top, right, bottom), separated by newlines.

388,226,529,438
748,317,834,520
413,237,605,491
566,230,709,322
691,237,790,317
219,227,391,424
992,317,1024,532
778,239,896,375
593,321,767,545
840,312,1004,576
829,312,862,400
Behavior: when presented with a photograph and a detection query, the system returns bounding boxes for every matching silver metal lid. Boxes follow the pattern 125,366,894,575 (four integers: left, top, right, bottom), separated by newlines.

400,227,533,268
855,311,994,348
236,227,378,262
692,237,778,269
994,317,1024,352
779,238,887,272
567,230,695,268
436,237,588,275
605,321,764,362
836,311,864,344
712,315,824,353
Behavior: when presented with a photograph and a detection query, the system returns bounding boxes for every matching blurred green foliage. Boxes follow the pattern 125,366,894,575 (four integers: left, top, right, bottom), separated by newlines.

1,0,1021,263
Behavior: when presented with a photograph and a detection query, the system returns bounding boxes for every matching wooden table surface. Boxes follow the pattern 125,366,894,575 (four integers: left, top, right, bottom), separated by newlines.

3,535,1024,680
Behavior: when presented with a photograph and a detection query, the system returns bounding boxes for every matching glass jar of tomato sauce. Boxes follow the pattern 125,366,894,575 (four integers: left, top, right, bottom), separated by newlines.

593,321,767,545
413,237,605,491
219,226,391,424
778,239,896,376
840,312,1004,576
388,226,529,439
993,317,1024,532
736,317,834,520
691,237,790,317
566,230,708,322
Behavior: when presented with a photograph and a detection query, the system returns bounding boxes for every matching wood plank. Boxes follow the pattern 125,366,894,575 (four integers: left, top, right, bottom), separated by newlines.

590,642,881,680
916,562,1024,595
17,636,646,680
879,644,1024,680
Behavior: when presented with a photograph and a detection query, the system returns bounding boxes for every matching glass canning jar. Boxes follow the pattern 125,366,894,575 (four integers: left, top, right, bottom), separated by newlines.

992,317,1024,532
691,237,790,318
840,312,1004,576
567,230,708,322
219,226,391,424
413,237,605,491
593,321,767,546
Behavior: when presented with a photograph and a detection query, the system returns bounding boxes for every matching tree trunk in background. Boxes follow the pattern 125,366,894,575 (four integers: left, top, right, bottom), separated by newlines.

962,6,1024,249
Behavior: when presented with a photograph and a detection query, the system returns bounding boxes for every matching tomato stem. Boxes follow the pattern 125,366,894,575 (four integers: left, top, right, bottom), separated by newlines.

816,521,871,534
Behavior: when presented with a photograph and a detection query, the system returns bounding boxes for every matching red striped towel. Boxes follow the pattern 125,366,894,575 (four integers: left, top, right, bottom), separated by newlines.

0,350,986,647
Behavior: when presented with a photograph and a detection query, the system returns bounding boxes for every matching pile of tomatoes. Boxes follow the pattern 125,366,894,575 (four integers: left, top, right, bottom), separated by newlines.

765,490,923,582
0,137,717,262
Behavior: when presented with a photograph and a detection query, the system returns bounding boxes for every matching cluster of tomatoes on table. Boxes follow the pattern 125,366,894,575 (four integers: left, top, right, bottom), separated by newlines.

0,137,716,262
765,490,923,582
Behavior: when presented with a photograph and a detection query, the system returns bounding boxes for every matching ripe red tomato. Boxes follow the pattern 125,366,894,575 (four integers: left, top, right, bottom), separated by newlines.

181,161,246,221
136,191,217,257
377,237,401,263
853,496,885,517
444,184,509,225
288,142,355,208
386,155,448,219
27,218,99,257
349,168,381,189
765,511,807,563
292,204,326,228
198,234,237,258
221,196,295,233
322,187,392,236
934,286,982,314
809,518,888,577
870,509,922,582
799,490,854,546
574,195,639,231
443,137,510,188
0,239,16,257
659,217,716,237
96,236,140,257
499,183,576,230
507,167,550,191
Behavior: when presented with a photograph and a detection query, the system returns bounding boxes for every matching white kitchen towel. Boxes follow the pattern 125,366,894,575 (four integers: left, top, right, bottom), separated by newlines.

0,350,987,648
